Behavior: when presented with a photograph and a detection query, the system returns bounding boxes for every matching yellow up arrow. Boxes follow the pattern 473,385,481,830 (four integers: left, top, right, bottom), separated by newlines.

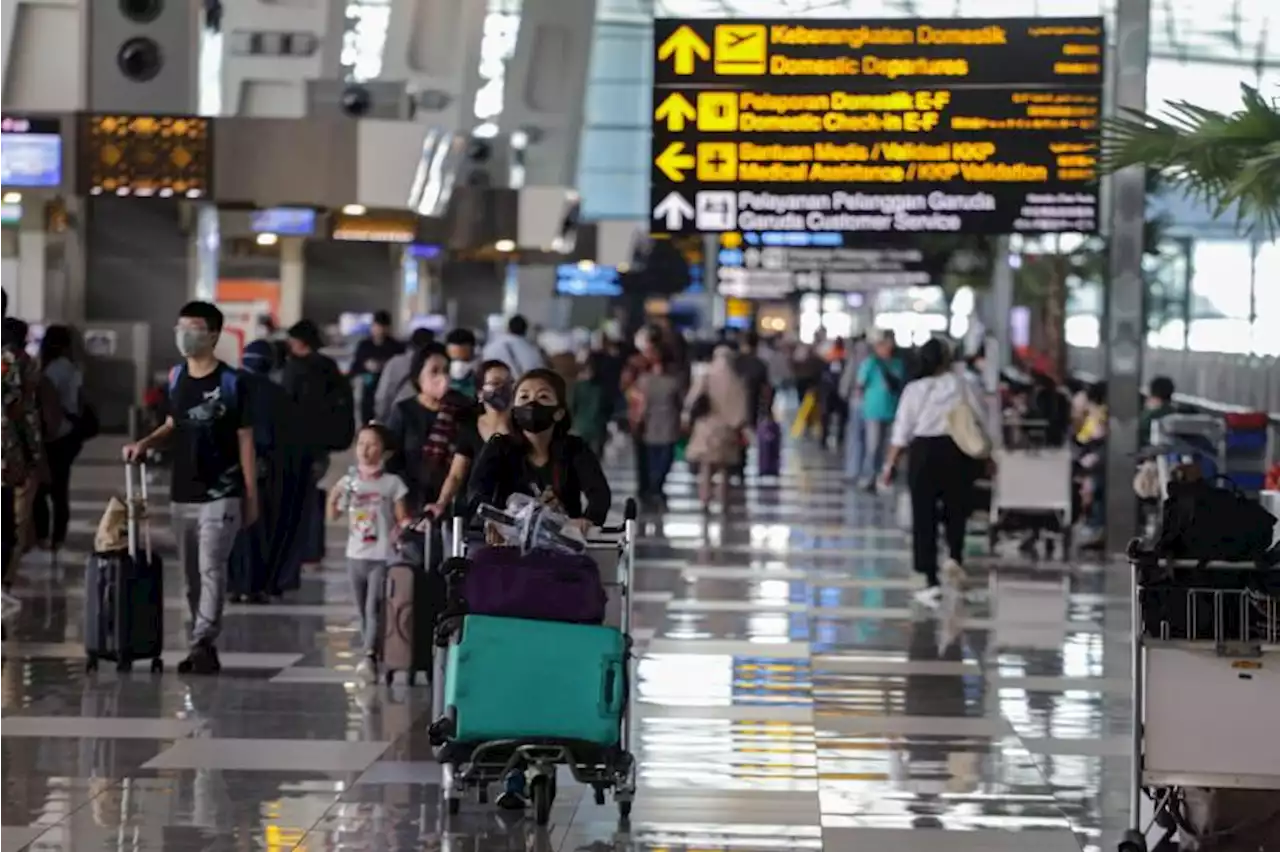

655,142,695,182
654,92,697,132
657,25,710,75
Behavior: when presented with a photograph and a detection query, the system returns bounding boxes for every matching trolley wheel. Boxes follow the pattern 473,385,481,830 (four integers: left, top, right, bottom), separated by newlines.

1117,829,1147,852
116,658,133,673
530,775,554,826
384,670,395,686
446,796,461,816
617,799,632,820
149,658,164,674
593,786,606,806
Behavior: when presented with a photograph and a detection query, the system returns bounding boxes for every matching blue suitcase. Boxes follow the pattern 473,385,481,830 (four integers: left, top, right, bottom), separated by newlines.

440,614,626,746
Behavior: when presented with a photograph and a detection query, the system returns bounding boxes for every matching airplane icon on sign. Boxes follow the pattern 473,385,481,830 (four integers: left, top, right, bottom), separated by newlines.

727,31,757,47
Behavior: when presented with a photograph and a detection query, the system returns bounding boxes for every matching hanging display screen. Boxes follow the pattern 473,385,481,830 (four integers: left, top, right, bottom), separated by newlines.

80,114,212,198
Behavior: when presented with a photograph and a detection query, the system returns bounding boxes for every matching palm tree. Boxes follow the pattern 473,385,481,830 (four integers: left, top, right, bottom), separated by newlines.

1103,84,1280,234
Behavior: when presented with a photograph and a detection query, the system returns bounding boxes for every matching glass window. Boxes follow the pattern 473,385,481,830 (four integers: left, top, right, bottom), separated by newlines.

1188,239,1253,352
1145,238,1190,348
1252,239,1280,355
1147,59,1257,114
1189,240,1253,319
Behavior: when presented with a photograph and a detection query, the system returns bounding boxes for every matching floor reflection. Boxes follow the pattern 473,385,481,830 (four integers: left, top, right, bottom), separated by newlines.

0,438,1133,850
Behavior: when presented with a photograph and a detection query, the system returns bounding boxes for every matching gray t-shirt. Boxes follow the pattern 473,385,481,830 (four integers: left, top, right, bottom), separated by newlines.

336,471,409,561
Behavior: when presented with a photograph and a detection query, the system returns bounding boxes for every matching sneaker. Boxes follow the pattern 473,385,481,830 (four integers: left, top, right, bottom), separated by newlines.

940,558,965,588
913,586,943,608
355,655,377,684
176,643,221,675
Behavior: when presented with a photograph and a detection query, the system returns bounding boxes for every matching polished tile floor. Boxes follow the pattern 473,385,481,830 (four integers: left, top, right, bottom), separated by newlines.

2,436,1139,851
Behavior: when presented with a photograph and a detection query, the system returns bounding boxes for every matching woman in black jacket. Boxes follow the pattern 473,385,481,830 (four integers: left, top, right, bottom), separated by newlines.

466,368,611,530
387,343,477,516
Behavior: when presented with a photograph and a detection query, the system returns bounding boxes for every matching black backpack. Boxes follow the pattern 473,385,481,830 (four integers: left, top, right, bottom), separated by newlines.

295,357,355,452
1157,477,1278,566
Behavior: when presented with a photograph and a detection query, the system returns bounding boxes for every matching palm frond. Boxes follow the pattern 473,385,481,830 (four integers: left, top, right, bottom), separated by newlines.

1101,84,1280,235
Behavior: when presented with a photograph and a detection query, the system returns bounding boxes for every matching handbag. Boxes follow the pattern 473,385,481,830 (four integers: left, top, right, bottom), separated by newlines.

944,376,991,459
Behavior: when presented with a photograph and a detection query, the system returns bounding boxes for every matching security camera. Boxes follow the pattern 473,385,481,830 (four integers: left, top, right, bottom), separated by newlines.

340,85,372,117
120,0,163,23
117,37,163,81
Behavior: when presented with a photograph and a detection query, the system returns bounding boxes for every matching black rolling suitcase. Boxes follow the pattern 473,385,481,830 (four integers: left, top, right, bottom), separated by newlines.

84,461,164,673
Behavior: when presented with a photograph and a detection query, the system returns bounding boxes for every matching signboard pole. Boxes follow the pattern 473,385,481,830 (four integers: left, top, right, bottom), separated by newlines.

988,235,1013,376
1102,0,1150,552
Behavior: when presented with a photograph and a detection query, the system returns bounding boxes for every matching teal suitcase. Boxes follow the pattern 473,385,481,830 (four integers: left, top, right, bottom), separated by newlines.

442,614,627,746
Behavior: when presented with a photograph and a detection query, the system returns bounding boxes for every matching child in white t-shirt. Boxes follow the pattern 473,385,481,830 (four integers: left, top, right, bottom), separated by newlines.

326,424,408,682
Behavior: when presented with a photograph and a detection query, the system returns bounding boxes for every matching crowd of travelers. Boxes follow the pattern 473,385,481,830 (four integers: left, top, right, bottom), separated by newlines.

104,301,773,675
778,327,1182,605
1,289,1184,673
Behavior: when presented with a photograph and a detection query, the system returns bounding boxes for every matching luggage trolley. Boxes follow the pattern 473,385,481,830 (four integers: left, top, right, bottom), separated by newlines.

430,499,640,825
1120,542,1280,852
988,418,1075,558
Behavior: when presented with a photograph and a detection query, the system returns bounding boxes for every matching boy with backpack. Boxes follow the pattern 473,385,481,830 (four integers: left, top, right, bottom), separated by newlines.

123,301,258,674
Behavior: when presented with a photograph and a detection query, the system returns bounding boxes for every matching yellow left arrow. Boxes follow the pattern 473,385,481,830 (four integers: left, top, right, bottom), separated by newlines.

654,92,697,132
655,142,695,182
657,25,710,75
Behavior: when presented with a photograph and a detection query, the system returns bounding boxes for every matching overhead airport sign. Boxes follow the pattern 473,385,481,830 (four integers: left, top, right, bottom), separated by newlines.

717,245,937,297
650,18,1103,238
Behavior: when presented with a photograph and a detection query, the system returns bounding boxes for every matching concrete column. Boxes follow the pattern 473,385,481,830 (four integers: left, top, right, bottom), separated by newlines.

14,201,47,321
395,248,433,331
988,236,1013,376
278,238,305,327
193,205,219,302
1102,0,1151,551
510,265,558,329
499,0,598,186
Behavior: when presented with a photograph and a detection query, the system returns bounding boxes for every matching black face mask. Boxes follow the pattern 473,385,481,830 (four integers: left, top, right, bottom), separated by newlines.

513,402,558,434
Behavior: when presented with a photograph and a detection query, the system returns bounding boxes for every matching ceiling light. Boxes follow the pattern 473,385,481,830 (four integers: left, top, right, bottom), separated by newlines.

494,239,515,252
256,232,279,246
342,203,367,215
2,191,21,204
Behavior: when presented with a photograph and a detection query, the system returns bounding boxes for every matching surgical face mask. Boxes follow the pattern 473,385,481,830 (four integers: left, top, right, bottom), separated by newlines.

175,327,212,358
448,360,473,381
513,402,558,434
480,382,513,413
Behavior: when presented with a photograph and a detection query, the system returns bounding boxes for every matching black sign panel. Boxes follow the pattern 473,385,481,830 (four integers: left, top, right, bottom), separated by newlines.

79,115,213,199
650,18,1104,238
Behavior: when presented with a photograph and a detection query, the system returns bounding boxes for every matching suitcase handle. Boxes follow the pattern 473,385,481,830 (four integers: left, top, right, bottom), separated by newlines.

600,659,625,717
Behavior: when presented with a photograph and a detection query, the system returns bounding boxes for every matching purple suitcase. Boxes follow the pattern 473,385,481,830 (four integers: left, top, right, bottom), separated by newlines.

445,545,607,625
756,419,782,477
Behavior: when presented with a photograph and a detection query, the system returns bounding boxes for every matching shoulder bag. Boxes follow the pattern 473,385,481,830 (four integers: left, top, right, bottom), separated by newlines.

944,375,991,459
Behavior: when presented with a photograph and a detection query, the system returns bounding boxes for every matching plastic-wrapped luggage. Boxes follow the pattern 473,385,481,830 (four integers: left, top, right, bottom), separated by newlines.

438,614,626,745
84,462,164,673
442,546,606,625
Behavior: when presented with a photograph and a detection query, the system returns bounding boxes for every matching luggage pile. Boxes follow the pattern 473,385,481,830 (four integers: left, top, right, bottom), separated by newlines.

426,497,640,826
